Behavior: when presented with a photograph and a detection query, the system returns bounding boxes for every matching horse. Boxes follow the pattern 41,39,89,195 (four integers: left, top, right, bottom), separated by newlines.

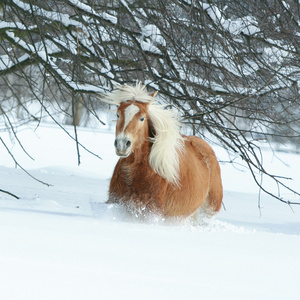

104,83,223,221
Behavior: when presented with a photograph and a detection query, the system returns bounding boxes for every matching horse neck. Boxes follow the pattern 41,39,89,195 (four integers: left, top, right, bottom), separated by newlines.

125,127,151,166
129,139,151,164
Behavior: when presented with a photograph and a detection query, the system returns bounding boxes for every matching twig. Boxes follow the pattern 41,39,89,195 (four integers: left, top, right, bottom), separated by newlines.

0,189,19,199
0,137,52,187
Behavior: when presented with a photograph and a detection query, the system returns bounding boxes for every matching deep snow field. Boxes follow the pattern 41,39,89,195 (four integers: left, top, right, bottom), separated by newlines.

0,123,299,300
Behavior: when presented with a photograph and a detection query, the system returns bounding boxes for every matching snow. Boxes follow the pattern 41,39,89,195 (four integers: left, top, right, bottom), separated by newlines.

67,0,117,24
139,40,162,54
12,0,82,28
0,53,30,71
142,24,166,46
201,3,260,35
5,30,107,92
0,123,300,300
0,21,31,31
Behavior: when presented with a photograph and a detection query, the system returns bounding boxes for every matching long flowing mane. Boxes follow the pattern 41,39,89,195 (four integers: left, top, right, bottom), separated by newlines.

148,105,184,185
103,83,185,185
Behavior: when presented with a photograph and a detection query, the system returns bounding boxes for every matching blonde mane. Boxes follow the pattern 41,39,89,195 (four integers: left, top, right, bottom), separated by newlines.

148,105,184,185
103,82,185,185
102,82,154,105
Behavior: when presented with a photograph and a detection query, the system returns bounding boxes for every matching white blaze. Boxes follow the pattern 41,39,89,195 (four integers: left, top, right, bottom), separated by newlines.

123,104,140,131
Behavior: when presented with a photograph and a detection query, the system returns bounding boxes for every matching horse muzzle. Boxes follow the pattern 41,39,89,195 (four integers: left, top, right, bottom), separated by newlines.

114,136,132,157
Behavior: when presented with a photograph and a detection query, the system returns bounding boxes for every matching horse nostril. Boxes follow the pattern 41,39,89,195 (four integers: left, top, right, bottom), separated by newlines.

126,140,131,148
114,139,117,148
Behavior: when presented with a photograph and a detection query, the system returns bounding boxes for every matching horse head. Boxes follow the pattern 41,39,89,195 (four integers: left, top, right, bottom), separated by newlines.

114,100,151,157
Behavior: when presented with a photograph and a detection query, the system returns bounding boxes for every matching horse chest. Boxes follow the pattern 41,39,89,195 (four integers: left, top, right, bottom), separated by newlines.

107,161,167,215
121,163,157,192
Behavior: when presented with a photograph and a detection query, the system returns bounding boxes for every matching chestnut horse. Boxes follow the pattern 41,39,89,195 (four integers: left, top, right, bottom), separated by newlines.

105,83,222,220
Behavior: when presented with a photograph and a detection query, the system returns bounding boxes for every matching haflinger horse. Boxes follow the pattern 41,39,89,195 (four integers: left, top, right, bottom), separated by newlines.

104,82,222,222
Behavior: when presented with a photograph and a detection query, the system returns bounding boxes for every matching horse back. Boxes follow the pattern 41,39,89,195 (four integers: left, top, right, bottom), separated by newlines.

185,135,223,213
163,135,223,216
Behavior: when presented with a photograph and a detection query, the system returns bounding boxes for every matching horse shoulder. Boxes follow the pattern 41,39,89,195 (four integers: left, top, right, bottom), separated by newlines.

130,160,169,199
107,159,128,203
108,157,168,212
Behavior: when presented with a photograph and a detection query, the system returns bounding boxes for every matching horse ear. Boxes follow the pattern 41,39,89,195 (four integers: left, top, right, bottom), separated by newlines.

150,91,158,98
150,91,158,103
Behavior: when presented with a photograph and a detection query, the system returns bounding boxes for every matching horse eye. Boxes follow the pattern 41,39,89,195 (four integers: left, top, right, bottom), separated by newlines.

140,117,145,122
116,114,120,119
